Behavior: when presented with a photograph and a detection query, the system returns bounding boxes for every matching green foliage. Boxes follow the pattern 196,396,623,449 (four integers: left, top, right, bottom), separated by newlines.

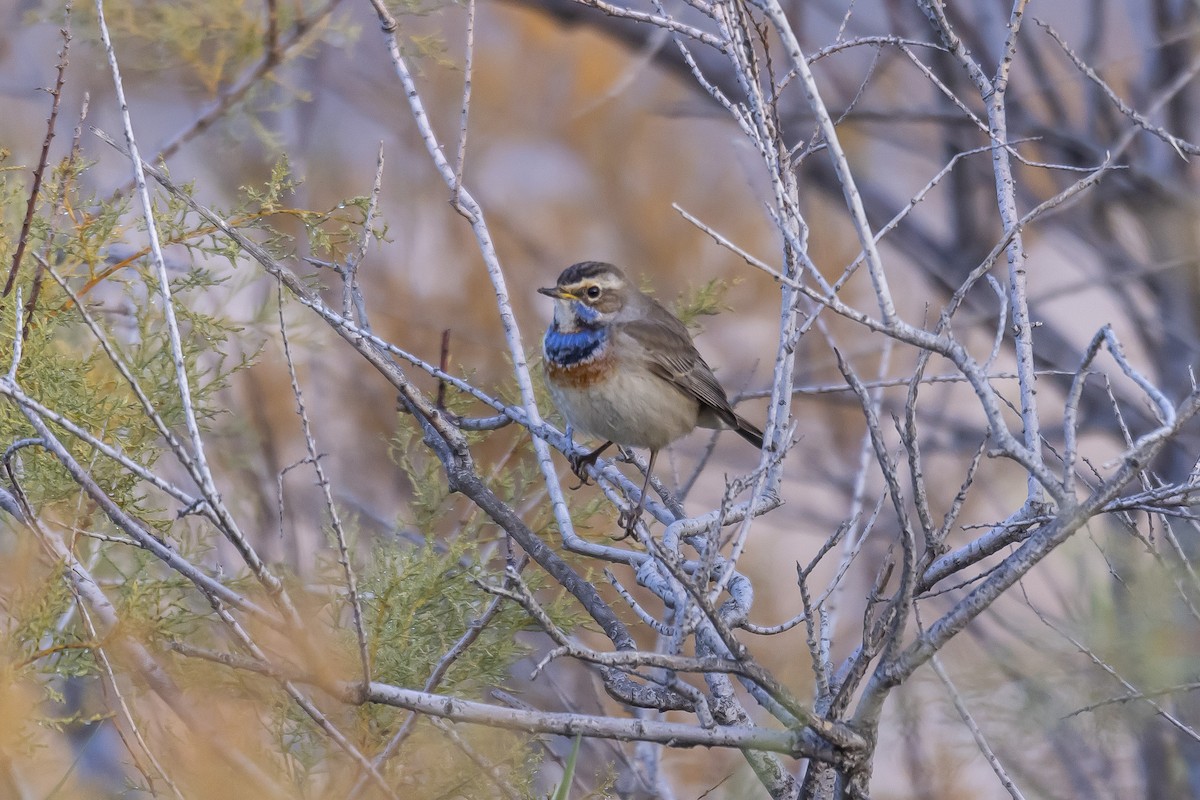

309,399,594,796
390,422,454,534
4,150,282,477
673,277,736,332
360,540,520,694
551,734,581,800
75,0,266,93
0,90,572,797
0,117,279,762
238,156,385,267
54,0,351,95
378,406,586,697
4,567,88,675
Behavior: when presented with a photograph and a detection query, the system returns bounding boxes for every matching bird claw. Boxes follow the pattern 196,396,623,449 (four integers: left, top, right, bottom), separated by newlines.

612,508,640,540
565,441,613,490
568,452,599,489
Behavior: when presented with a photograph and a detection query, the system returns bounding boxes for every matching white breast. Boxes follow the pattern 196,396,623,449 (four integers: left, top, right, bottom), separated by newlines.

549,367,699,451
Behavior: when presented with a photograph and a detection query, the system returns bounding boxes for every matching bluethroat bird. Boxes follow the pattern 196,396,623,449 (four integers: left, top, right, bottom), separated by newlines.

539,261,764,533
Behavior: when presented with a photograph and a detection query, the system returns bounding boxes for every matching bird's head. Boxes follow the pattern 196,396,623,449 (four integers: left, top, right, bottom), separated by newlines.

538,261,633,330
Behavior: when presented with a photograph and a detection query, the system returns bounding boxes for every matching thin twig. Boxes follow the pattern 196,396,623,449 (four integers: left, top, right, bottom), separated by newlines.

112,0,346,197
92,2,296,618
76,600,187,800
276,282,371,686
929,652,1028,800
4,4,71,298
1037,19,1200,158
452,0,475,200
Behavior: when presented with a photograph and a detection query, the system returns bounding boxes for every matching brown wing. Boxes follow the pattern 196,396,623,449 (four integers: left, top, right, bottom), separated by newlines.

619,305,739,425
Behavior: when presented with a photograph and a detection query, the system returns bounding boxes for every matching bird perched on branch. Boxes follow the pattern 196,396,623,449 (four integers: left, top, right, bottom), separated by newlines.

539,261,764,534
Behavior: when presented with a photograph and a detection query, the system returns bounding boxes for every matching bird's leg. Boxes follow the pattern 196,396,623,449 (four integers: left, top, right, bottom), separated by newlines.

615,449,657,540
569,440,613,489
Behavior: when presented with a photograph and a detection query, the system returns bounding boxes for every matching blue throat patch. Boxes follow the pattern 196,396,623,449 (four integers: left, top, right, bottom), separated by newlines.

544,325,607,366
570,300,601,324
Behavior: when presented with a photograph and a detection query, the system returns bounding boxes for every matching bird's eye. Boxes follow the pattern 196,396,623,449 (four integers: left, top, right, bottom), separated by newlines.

585,285,601,299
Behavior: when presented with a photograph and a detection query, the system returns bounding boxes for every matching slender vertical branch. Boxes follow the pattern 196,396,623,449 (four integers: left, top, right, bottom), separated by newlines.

5,4,71,298
453,0,476,200
276,282,371,687
755,0,898,327
91,4,297,624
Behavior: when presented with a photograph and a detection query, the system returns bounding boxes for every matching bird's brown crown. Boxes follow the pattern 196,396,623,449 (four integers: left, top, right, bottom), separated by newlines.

555,261,625,287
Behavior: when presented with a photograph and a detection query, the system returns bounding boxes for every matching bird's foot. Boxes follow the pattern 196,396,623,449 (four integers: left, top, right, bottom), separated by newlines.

567,441,613,490
612,507,640,540
568,453,598,489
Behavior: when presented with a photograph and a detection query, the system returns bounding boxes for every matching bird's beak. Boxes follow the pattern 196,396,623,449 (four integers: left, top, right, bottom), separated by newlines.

538,286,571,299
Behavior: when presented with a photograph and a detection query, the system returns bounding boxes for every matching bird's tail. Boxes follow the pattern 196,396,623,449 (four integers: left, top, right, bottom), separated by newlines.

733,414,765,450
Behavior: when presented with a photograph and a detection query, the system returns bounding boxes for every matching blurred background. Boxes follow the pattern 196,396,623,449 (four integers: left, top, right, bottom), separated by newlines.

2,0,1199,797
